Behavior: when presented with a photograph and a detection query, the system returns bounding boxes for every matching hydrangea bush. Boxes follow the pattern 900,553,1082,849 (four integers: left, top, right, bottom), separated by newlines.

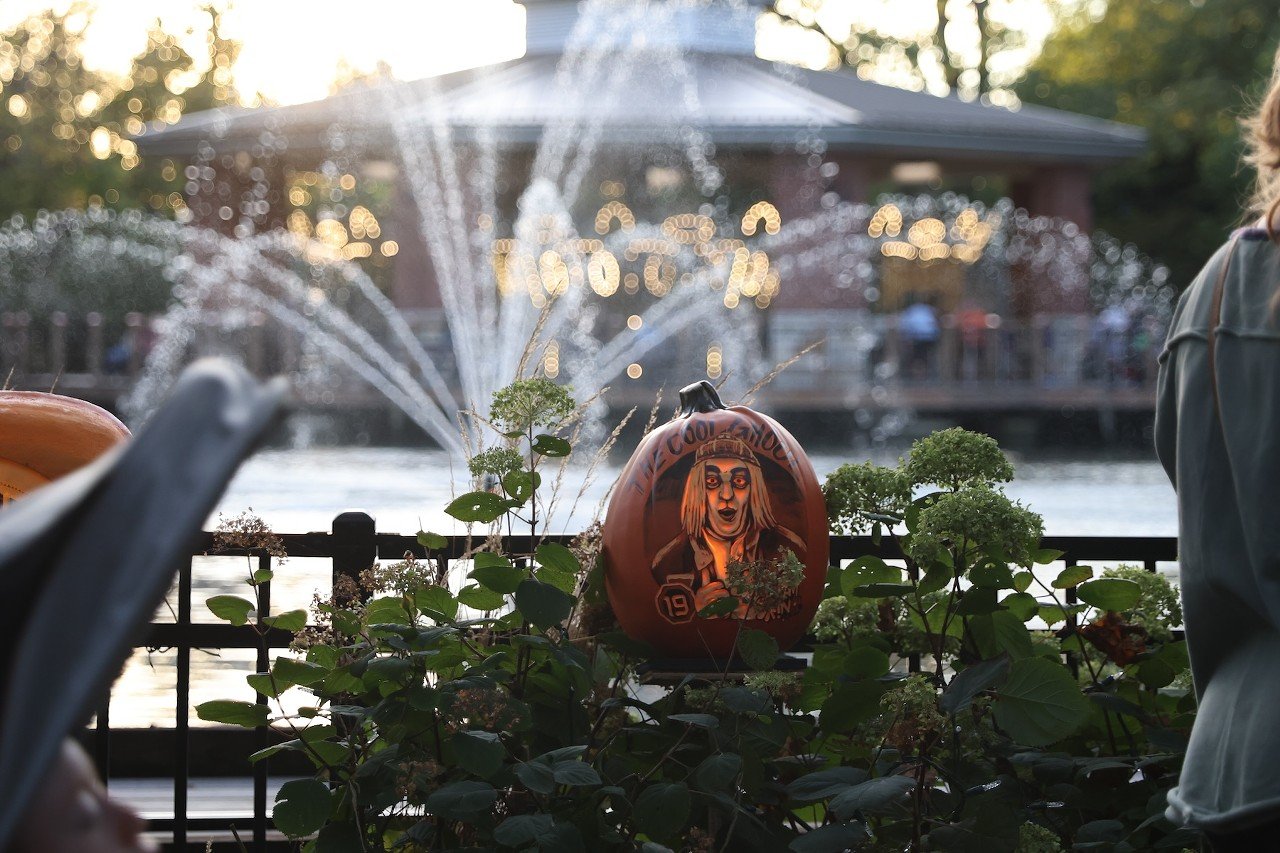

198,403,1197,851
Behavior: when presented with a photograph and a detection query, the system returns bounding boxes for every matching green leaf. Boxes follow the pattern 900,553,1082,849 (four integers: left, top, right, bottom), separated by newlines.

738,629,779,671
633,782,691,840
537,563,578,594
697,595,740,618
993,657,1092,746
531,433,572,457
847,582,914,598
551,759,602,786
457,584,506,612
365,596,409,626
820,682,884,732
1037,603,1087,626
272,779,332,838
536,541,579,575
841,556,903,592
315,823,363,851
1052,565,1093,589
842,645,890,680
969,560,1014,588
719,687,770,714
694,753,742,793
415,585,459,620
207,595,255,626
515,761,557,794
195,700,268,728
787,767,870,802
451,730,504,778
515,579,574,629
917,563,952,596
469,562,524,594
251,568,274,584
955,587,1000,616
1012,571,1033,592
263,609,307,632
828,776,915,818
1076,578,1142,611
941,656,1010,715
986,610,1035,660
424,781,497,819
1034,548,1065,565
1001,592,1039,622
417,530,448,550
789,824,870,852
246,673,284,699
445,491,508,524
274,657,329,686
494,814,556,848
502,469,540,504
668,713,718,729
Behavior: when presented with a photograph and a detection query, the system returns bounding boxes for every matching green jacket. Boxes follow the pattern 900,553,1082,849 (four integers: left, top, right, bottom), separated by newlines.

1156,228,1280,831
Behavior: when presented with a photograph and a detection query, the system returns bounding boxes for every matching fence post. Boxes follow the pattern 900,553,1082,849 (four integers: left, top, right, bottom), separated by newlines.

332,511,377,591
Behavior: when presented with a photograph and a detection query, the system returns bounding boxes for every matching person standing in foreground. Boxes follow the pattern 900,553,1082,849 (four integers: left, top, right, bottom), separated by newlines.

1156,45,1280,851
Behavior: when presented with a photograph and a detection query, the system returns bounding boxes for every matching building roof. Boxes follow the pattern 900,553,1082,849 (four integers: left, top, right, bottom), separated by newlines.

137,2,1144,164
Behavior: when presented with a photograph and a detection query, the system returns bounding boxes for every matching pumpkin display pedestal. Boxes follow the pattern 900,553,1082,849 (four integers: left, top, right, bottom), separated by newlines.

602,381,829,661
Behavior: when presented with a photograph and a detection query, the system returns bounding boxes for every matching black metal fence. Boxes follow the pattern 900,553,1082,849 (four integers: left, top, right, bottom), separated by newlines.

92,512,1178,850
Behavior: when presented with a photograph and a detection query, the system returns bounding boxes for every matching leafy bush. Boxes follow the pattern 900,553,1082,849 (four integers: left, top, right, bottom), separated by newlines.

198,411,1197,852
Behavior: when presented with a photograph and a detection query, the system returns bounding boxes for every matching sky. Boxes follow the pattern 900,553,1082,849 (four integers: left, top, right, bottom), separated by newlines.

0,0,1064,106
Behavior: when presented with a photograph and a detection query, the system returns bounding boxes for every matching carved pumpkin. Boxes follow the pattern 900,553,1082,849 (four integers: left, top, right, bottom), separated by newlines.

602,381,828,659
0,392,130,504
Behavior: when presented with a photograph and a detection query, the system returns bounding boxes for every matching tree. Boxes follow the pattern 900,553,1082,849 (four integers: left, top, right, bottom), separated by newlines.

1016,0,1280,290
0,4,240,219
767,0,1029,100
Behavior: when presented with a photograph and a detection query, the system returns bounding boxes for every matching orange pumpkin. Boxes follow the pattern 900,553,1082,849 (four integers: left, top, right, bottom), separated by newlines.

602,381,828,659
0,392,130,504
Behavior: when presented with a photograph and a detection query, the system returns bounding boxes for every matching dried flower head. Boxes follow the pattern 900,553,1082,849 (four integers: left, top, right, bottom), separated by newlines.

879,674,946,754
365,552,434,598
446,687,523,733
743,670,803,705
213,510,287,560
725,549,804,618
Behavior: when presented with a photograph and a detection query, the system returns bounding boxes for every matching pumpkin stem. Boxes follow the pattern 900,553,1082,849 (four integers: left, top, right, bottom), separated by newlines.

677,380,728,417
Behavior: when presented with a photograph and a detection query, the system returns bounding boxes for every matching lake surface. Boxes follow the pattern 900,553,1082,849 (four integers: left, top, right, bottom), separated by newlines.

109,446,1178,728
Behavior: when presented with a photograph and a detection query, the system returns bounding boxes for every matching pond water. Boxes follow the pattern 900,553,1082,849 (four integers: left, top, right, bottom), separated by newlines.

108,447,1178,728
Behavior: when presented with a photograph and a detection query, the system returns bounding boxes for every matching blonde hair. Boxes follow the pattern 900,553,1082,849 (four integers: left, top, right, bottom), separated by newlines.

680,455,777,537
1243,44,1280,240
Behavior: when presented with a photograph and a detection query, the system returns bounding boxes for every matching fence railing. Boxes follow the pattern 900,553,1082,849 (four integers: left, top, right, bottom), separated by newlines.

95,512,1178,850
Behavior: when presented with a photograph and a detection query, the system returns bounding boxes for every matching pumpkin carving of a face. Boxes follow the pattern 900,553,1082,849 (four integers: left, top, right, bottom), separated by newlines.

602,381,828,659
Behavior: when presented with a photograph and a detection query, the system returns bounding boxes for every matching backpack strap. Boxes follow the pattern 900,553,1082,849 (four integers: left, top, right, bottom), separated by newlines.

1208,235,1241,420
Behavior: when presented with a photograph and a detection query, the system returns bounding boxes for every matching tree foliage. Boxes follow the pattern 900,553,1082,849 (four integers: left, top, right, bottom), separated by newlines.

767,0,1030,99
0,4,239,218
1017,0,1280,290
